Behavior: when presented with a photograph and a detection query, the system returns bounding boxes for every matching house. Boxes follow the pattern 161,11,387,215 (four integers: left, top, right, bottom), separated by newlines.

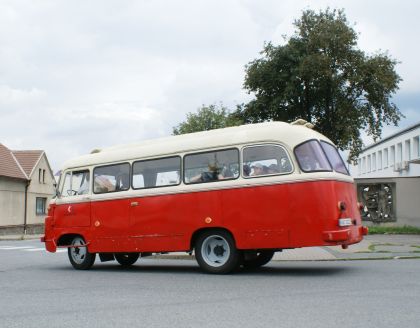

349,122,420,227
0,143,55,235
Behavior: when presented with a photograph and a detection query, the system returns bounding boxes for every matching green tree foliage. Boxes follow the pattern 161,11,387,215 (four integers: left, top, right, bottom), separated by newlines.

172,104,243,135
239,8,402,162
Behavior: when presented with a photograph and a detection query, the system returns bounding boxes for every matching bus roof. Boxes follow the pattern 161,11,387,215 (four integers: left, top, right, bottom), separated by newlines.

62,121,332,170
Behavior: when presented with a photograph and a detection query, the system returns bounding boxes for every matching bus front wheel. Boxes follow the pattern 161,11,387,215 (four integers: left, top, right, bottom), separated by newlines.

68,236,96,270
195,230,240,274
115,253,140,267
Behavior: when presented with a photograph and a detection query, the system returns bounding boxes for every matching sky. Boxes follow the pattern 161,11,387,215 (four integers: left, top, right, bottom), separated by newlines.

1,0,419,171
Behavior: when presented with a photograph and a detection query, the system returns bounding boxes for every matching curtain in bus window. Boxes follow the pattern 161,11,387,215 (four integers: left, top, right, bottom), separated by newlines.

320,141,349,175
294,141,332,172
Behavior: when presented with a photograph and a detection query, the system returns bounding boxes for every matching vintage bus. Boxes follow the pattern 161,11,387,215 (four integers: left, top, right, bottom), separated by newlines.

42,121,367,273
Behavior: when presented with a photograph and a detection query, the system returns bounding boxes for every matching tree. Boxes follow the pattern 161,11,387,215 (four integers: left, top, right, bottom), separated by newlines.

172,104,243,135
238,8,403,162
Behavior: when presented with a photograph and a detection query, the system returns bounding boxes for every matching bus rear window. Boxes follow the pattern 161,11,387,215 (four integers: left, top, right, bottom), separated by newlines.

320,141,349,175
294,140,332,172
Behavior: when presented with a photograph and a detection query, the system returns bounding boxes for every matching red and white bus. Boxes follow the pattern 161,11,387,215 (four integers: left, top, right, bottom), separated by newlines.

42,121,367,273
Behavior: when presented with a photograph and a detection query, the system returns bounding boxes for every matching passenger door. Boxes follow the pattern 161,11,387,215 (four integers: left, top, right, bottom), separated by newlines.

55,170,91,228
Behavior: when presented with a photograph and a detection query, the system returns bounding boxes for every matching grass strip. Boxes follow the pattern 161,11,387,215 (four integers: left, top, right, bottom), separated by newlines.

367,225,420,235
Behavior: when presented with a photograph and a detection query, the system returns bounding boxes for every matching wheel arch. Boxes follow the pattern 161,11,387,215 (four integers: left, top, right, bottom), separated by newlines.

57,233,87,247
190,227,236,250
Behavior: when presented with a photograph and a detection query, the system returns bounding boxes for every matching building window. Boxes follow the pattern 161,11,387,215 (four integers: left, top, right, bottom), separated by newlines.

384,148,389,168
397,143,403,162
38,169,42,182
390,146,395,165
36,197,47,215
405,139,411,161
372,153,376,171
42,169,46,183
362,157,366,174
378,151,382,170
414,136,420,159
367,155,371,172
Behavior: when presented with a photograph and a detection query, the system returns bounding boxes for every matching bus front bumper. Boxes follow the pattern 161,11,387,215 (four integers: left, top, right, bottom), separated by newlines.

41,236,57,252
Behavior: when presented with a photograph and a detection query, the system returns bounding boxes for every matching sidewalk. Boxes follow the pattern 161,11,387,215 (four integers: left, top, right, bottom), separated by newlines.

1,234,420,261
272,235,420,261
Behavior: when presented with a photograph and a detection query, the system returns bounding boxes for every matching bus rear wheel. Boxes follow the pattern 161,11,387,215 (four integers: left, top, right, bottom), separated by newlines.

68,236,96,270
195,230,240,274
242,250,275,269
115,253,140,267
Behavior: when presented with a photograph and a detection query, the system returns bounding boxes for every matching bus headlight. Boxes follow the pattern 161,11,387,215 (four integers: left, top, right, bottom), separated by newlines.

338,218,352,227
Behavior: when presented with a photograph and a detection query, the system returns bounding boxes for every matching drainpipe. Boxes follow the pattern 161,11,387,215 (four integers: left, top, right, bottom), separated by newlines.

23,179,31,235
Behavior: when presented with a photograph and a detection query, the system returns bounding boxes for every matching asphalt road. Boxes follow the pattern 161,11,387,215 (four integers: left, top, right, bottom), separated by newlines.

1,240,420,328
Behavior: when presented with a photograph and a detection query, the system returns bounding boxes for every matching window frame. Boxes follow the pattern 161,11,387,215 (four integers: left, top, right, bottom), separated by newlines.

93,162,131,195
242,143,294,179
183,147,240,185
131,155,182,190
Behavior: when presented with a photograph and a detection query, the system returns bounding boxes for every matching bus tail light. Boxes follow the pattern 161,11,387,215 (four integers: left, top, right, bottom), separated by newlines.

338,201,347,212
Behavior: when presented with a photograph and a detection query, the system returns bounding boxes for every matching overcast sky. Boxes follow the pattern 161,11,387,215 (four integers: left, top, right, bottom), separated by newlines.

1,0,419,171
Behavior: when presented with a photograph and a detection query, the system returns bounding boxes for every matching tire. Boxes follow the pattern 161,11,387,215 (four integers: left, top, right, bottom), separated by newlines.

195,230,240,274
68,236,96,270
242,250,275,269
115,253,140,267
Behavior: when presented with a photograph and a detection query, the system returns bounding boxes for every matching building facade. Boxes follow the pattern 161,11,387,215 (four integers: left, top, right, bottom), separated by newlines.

350,123,420,227
0,143,55,234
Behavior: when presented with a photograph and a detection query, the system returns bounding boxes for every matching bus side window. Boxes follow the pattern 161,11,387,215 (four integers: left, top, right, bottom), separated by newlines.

242,145,293,178
132,156,181,189
93,163,130,194
184,149,239,184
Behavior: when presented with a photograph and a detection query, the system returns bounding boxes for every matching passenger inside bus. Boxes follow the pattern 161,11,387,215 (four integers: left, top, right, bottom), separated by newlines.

251,163,264,176
190,163,224,183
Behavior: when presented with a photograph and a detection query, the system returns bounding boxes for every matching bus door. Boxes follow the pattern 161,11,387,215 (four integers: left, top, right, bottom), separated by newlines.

129,157,186,252
90,163,132,252
55,170,91,228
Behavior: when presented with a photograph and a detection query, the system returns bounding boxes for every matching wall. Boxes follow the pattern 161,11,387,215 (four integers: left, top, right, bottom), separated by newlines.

27,155,56,225
355,177,420,227
0,176,26,226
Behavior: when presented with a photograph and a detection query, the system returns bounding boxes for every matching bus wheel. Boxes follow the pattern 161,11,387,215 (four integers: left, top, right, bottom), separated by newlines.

115,253,140,267
243,250,275,269
195,230,240,274
68,236,96,270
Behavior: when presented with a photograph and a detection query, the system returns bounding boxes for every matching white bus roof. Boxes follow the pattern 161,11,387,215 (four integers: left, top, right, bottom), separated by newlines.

62,121,332,170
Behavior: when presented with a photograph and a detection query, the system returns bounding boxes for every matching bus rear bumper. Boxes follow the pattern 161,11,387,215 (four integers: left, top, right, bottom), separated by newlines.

322,226,368,243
